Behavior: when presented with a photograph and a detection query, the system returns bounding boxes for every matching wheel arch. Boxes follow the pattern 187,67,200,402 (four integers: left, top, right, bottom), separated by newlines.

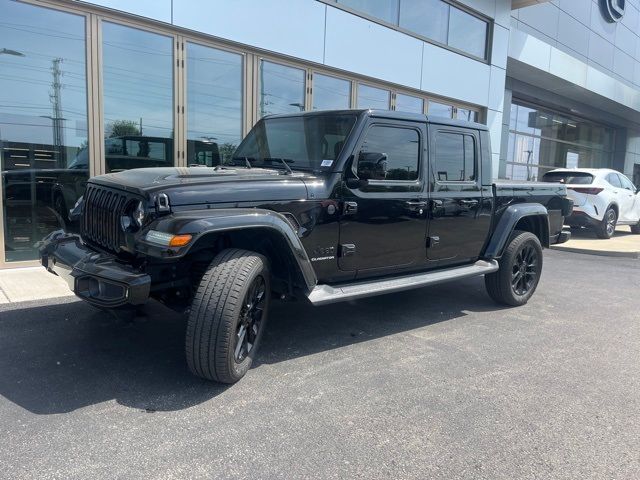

143,208,317,295
483,203,549,259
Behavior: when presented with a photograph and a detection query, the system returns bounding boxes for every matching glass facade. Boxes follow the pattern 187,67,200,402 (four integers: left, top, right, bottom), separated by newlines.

312,74,351,110
335,0,490,60
102,22,174,173
0,1,88,262
259,61,306,117
357,84,390,110
0,0,480,265
187,43,243,165
428,101,454,118
395,93,423,114
505,101,615,181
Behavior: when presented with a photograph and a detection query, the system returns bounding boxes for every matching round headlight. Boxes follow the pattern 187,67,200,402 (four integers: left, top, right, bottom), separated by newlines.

132,200,145,227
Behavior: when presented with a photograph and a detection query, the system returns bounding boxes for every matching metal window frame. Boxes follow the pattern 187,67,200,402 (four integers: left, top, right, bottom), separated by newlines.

97,17,180,172
180,36,248,166
0,0,91,269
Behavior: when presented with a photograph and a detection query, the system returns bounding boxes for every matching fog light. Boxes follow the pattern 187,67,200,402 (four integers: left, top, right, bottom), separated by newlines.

145,230,192,247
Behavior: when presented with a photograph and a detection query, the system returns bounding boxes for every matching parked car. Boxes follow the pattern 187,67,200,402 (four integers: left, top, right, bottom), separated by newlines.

542,168,640,238
40,109,572,384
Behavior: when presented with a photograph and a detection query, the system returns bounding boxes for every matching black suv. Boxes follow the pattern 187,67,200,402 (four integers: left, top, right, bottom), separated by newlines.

40,110,572,383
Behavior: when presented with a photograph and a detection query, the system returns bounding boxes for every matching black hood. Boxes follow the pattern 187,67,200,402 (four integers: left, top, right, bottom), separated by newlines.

89,167,314,205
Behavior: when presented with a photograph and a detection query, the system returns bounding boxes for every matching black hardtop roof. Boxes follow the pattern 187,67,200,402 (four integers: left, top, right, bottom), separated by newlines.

263,108,488,131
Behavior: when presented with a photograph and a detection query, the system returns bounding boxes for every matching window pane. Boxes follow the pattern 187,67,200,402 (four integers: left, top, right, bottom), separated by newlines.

357,84,390,110
619,174,635,191
186,43,242,166
457,108,478,122
435,132,474,181
464,135,476,180
102,22,174,173
428,101,453,118
606,173,622,188
0,1,88,261
313,74,351,110
233,114,357,171
259,61,306,117
399,0,449,44
358,126,419,181
395,93,423,114
337,0,399,24
448,7,487,58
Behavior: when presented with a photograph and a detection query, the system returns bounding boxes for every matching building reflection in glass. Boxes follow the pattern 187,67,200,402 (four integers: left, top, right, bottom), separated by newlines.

0,0,89,261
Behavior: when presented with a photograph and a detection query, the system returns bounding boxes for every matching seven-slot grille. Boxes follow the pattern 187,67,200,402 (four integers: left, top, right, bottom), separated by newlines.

81,184,131,252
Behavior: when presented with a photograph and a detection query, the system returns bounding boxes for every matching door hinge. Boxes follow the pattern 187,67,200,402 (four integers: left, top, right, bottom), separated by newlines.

340,244,356,257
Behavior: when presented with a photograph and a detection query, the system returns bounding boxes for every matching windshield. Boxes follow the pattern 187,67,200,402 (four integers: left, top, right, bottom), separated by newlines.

542,171,594,184
231,114,357,172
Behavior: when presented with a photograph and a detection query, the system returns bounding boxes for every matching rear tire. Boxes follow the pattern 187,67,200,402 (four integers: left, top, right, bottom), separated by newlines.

595,207,617,239
485,230,543,307
630,222,640,234
186,248,270,384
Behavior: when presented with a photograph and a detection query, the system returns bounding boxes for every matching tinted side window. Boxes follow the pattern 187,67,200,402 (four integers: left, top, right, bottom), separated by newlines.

435,132,476,182
606,173,622,188
358,126,420,181
618,174,635,191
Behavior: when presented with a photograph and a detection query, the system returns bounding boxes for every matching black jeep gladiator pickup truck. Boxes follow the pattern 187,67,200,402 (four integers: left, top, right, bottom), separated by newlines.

40,110,572,383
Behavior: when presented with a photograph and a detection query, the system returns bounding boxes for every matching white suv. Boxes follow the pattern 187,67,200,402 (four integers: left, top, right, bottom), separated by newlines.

542,168,640,239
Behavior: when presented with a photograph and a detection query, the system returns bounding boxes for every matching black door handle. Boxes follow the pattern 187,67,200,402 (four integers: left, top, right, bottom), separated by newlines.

459,199,479,207
343,201,358,215
405,200,428,207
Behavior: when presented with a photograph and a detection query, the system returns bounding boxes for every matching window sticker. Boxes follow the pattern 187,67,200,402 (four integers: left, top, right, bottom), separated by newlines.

321,159,334,167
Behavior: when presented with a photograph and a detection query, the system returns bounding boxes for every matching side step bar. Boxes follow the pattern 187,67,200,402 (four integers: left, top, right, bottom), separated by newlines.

308,260,499,306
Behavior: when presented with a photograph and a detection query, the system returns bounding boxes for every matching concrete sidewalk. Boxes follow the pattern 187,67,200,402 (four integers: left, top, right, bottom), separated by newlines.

551,226,640,258
0,267,74,304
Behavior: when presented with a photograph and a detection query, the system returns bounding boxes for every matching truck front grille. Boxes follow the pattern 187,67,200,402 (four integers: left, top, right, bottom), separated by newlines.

81,185,130,253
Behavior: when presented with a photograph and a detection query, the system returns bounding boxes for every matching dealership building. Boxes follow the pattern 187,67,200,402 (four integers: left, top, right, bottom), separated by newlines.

1,0,639,267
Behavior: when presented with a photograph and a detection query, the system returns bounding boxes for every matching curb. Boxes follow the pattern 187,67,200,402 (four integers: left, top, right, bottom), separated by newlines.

550,245,640,259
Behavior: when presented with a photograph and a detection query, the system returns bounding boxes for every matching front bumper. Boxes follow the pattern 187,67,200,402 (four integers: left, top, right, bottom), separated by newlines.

39,230,151,308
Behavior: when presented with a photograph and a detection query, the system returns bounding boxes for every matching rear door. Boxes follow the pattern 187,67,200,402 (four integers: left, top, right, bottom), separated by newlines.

426,126,491,265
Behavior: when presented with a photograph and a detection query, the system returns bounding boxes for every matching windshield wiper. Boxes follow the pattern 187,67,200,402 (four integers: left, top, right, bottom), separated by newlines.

230,157,254,169
264,157,294,175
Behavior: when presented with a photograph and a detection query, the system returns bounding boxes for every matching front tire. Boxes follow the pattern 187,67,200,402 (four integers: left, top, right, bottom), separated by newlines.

186,249,270,384
485,230,543,307
595,207,617,239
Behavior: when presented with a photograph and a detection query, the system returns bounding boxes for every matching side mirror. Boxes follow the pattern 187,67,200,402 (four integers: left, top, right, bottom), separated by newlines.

357,152,388,180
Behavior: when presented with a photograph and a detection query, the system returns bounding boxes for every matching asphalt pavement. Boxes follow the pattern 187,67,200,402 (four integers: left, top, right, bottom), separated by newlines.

0,250,638,479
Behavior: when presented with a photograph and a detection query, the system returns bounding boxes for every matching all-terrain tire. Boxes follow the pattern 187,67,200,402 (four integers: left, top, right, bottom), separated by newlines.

186,248,270,384
485,230,543,307
595,207,617,239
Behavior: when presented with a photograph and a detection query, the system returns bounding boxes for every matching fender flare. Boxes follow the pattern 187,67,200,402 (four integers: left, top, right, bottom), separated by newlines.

137,208,317,292
483,203,550,259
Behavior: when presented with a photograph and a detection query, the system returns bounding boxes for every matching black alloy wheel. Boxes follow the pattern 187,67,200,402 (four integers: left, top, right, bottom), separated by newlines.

511,243,538,296
485,230,543,307
234,275,267,363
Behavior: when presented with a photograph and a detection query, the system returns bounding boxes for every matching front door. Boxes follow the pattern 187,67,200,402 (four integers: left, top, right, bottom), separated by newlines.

617,173,640,222
426,127,491,265
338,121,427,274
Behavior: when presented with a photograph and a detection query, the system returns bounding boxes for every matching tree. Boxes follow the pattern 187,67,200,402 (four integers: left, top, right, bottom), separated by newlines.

218,142,237,162
107,119,140,138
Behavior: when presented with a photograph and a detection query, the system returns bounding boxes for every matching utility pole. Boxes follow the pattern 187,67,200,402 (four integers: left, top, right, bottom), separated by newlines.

49,57,65,165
